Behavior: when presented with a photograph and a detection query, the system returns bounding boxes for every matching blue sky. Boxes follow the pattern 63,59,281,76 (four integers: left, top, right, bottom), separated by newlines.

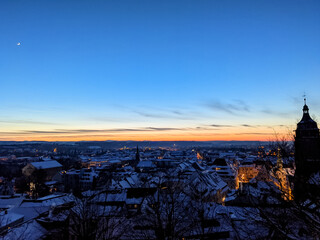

0,0,319,141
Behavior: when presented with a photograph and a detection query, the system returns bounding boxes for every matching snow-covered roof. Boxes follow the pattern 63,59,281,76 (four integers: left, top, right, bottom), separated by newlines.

93,192,126,203
118,180,131,189
117,174,140,189
3,220,47,240
137,160,156,168
30,160,62,169
190,170,228,195
309,172,320,184
44,181,58,186
126,197,143,205
9,194,74,221
0,212,24,227
0,196,24,209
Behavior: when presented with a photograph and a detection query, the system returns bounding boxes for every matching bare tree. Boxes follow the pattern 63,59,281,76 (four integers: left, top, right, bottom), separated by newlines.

268,130,294,162
68,191,128,240
131,171,195,240
236,161,320,239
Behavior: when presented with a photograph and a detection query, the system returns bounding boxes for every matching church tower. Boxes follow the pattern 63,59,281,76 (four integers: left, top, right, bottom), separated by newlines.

294,98,320,201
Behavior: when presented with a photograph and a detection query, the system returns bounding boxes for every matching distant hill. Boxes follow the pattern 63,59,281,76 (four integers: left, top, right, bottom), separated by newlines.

0,140,266,149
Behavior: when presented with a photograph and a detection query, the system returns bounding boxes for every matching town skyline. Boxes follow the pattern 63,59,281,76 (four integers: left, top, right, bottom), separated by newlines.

1,0,320,141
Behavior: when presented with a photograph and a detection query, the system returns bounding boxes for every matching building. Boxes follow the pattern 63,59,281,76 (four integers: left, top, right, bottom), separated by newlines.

294,99,320,201
136,160,156,172
56,169,80,192
79,168,98,190
237,160,259,188
211,158,236,189
22,161,63,181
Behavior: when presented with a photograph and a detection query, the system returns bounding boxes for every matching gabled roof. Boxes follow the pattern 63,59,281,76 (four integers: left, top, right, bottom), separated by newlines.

190,170,228,194
30,160,62,169
137,160,156,168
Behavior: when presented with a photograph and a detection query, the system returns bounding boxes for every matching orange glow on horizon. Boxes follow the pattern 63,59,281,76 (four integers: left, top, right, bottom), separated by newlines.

0,125,293,142
0,133,285,142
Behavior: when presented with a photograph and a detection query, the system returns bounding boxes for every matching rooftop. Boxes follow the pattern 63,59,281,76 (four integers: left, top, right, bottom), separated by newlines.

30,160,62,169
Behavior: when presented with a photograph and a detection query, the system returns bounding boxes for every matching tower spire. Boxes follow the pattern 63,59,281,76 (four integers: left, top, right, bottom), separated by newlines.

302,94,309,114
303,93,307,105
136,145,140,162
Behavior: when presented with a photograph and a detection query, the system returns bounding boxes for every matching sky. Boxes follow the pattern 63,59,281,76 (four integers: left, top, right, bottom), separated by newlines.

0,0,320,141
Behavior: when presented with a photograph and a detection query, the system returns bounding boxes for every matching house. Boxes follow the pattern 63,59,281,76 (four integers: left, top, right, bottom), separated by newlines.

211,158,236,189
136,160,156,172
79,168,98,190
22,161,63,181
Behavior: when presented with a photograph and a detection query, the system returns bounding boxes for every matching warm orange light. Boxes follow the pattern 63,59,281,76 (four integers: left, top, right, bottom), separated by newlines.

0,125,291,142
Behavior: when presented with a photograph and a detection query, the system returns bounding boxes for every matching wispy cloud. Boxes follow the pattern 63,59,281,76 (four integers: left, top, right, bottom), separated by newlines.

145,127,183,131
1,127,198,135
241,124,256,128
208,124,263,128
172,110,183,115
104,104,199,121
235,132,274,135
24,130,72,134
134,111,168,119
234,100,250,112
260,109,294,118
209,124,234,128
205,99,250,115
134,110,194,120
